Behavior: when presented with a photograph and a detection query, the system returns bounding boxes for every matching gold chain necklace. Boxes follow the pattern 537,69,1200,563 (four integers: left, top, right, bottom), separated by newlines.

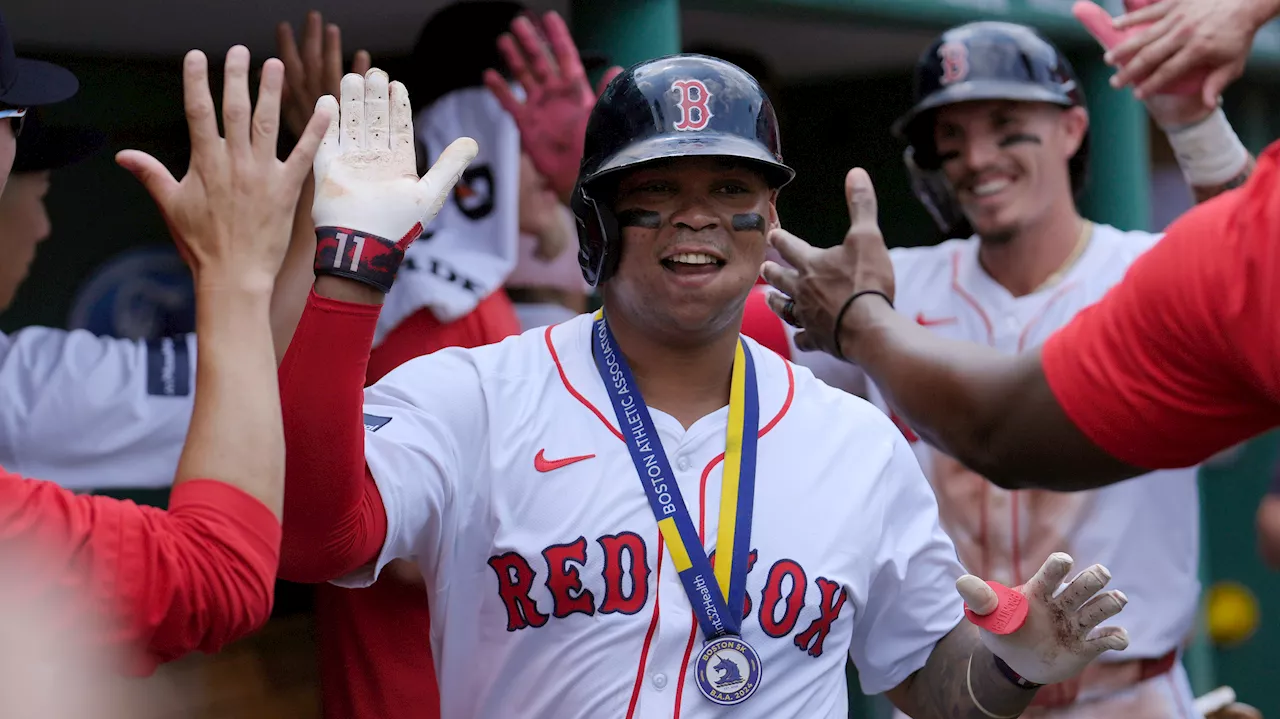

1030,219,1092,294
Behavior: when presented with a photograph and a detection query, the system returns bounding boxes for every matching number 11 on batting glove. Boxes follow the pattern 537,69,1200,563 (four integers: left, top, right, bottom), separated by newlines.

311,68,478,293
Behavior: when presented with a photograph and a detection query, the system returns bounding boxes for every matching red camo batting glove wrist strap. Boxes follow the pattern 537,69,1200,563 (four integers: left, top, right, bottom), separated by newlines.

964,580,1029,635
314,223,423,294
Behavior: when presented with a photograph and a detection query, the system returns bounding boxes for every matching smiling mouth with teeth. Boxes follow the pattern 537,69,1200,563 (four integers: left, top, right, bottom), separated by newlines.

661,252,725,270
969,178,1013,197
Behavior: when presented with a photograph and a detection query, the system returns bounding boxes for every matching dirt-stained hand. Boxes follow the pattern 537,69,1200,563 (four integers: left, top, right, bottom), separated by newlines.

959,552,1130,685
760,167,895,358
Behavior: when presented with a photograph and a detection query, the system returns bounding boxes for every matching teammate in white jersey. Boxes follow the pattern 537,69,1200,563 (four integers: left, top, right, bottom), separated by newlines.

750,20,1257,719
275,44,1132,718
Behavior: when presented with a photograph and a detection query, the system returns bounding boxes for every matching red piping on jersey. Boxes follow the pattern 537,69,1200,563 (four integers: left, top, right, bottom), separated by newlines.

625,536,665,719
1013,280,1077,582
951,251,995,344
1016,281,1079,352
545,325,624,441
550,323,795,717
672,361,795,719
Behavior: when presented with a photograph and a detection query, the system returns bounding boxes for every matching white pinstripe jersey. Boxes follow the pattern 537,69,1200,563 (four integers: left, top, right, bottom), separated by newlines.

342,313,968,719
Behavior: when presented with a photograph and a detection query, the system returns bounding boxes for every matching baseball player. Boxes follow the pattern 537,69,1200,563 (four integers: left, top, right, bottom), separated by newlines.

294,7,598,719
276,52,1133,718
0,37,340,671
758,0,1280,492
746,20,1252,717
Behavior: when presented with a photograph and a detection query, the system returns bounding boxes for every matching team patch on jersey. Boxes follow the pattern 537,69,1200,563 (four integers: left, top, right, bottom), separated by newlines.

363,413,392,432
145,336,191,397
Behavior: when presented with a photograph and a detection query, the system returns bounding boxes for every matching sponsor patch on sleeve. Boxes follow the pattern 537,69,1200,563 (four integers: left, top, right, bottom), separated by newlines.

363,413,392,432
146,336,192,397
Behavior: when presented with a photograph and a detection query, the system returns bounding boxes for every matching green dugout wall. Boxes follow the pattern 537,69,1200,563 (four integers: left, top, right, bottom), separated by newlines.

568,1,1280,716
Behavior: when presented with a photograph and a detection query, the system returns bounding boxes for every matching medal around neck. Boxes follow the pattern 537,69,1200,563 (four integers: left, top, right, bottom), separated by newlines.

696,634,763,705
590,310,763,705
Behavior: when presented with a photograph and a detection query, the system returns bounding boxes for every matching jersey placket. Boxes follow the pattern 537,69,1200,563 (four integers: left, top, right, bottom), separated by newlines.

634,417,723,719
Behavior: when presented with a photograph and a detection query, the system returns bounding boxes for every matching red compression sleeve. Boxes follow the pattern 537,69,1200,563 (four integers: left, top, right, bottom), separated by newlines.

0,474,280,675
277,289,388,583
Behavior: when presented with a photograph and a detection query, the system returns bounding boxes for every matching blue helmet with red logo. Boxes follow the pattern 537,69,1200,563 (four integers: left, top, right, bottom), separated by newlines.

892,22,1090,235
571,53,795,287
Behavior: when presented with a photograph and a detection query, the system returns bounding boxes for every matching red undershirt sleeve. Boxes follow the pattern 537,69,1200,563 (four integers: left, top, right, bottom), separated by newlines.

277,290,388,583
0,474,280,675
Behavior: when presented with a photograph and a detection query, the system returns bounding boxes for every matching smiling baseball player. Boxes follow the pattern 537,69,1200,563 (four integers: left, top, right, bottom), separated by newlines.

745,20,1254,718
273,45,1132,718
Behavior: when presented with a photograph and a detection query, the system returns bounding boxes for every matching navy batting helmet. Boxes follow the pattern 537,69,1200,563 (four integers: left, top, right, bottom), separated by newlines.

892,22,1090,235
571,53,795,287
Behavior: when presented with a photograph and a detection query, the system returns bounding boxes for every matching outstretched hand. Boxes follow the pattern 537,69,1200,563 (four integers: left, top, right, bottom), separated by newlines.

1075,0,1217,128
116,47,328,289
483,11,622,203
277,10,371,140
1075,0,1271,105
309,68,477,296
958,552,1130,685
760,168,896,359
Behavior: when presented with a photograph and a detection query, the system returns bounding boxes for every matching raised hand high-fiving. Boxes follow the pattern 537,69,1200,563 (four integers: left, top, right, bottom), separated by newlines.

115,47,327,289
277,10,371,141
309,69,477,295
483,11,622,203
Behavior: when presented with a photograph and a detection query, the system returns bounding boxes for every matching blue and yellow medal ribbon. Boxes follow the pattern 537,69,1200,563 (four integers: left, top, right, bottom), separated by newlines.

591,309,759,640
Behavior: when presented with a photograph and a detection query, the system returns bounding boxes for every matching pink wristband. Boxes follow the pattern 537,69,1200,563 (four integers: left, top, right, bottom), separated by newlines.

964,581,1029,635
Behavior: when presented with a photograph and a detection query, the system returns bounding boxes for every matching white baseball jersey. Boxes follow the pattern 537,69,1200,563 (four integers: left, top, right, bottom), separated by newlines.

779,224,1201,667
341,312,967,719
0,327,195,490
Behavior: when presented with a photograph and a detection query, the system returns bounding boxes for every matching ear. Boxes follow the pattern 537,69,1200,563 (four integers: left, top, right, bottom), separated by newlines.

1060,106,1089,161
768,189,780,231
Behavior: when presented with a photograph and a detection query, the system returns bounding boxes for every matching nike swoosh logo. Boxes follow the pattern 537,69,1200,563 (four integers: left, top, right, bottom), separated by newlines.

915,312,958,327
534,449,596,473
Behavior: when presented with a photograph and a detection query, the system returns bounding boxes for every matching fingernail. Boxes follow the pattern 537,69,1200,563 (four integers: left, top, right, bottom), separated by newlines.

1104,51,1114,63
1114,590,1128,605
1097,564,1111,581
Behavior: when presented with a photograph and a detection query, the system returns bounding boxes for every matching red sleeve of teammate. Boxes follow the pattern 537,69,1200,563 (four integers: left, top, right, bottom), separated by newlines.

0,475,279,674
1042,142,1280,469
276,290,388,583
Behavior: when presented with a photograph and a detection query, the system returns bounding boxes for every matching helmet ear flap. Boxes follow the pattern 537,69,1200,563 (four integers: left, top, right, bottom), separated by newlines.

904,147,971,239
572,181,621,288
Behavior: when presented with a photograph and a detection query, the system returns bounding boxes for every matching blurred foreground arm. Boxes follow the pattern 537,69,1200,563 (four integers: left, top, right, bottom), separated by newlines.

0,46,328,672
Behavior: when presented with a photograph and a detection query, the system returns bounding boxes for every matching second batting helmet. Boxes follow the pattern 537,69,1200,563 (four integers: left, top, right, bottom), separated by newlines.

571,53,795,287
892,22,1090,234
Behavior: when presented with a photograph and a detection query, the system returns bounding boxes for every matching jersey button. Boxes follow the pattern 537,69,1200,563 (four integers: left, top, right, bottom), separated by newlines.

677,456,691,471
652,673,668,690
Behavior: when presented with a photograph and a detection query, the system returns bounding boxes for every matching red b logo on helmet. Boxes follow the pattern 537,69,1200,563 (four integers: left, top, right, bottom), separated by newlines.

672,79,713,131
938,42,969,85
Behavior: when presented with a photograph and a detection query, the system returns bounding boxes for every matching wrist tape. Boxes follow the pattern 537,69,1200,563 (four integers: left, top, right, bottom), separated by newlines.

314,223,422,294
1166,108,1250,188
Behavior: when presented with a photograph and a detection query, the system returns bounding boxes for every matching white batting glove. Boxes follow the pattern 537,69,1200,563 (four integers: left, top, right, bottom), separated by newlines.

957,552,1130,686
310,68,478,293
